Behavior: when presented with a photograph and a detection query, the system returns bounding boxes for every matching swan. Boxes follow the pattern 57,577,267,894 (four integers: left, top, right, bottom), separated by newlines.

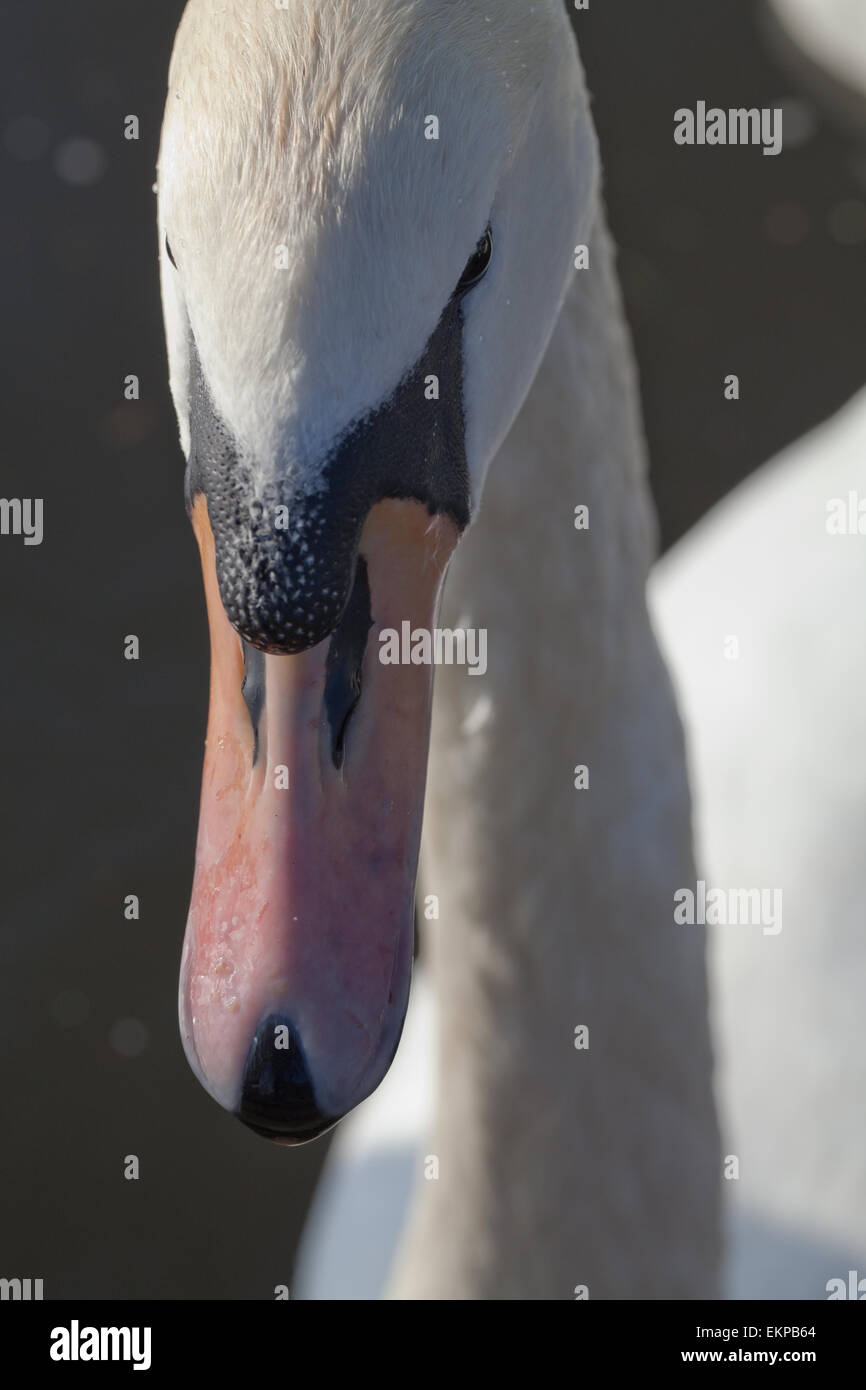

158,0,720,1297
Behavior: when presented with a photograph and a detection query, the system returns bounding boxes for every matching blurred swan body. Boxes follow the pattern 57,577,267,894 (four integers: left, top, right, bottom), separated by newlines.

653,389,866,1298
766,0,866,130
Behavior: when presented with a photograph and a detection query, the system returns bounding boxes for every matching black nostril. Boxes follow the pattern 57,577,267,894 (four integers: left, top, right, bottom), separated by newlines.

238,1014,338,1144
324,557,373,770
241,642,266,764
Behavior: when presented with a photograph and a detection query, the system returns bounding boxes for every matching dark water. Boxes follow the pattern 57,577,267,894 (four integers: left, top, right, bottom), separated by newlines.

0,0,863,1297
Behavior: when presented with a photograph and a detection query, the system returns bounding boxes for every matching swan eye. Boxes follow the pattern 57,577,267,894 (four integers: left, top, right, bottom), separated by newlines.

165,235,177,269
455,226,492,294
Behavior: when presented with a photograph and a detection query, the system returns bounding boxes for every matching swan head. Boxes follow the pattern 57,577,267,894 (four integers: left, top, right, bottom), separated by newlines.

157,0,597,1141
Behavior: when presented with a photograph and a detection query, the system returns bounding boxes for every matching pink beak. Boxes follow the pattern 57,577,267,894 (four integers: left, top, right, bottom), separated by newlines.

179,495,458,1142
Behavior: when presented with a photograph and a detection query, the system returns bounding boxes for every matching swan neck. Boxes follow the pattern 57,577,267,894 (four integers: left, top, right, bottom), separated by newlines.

390,212,720,1299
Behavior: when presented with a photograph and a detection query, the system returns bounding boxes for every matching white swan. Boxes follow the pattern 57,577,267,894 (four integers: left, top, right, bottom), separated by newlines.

159,0,720,1297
